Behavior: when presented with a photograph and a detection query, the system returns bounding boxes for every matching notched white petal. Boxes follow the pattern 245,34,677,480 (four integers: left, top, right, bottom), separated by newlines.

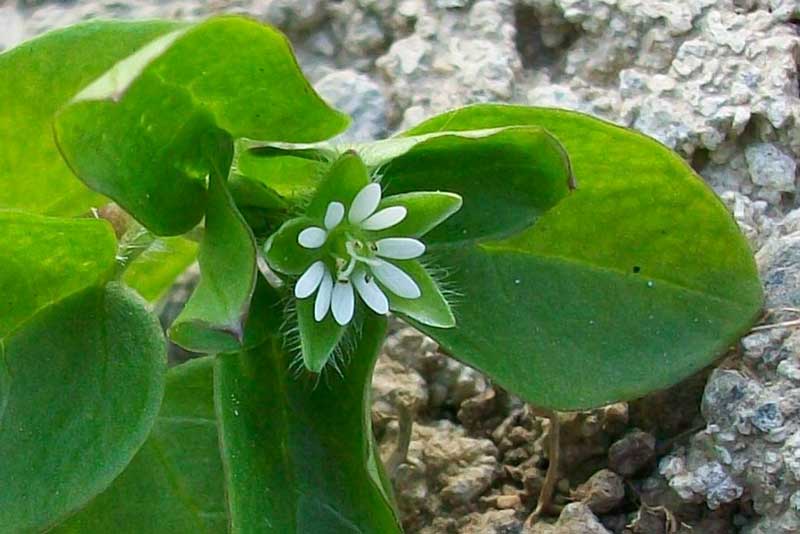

314,269,334,321
324,201,345,230
349,183,382,224
375,237,425,260
372,259,421,299
353,269,389,315
331,281,355,326
361,206,407,231
295,261,326,299
298,226,327,248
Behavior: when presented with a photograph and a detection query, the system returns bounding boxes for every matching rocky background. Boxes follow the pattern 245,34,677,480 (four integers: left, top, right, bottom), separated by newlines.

4,0,800,532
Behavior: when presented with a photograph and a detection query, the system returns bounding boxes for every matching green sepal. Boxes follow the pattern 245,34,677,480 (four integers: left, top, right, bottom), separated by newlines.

372,191,463,239
264,217,325,276
296,297,348,373
305,151,371,219
382,259,455,328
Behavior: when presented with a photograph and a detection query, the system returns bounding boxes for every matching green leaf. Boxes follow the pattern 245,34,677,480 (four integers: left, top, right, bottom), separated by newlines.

214,315,401,533
122,236,198,302
234,144,328,203
0,20,181,216
377,126,572,245
0,210,117,338
52,357,226,534
55,16,350,236
169,167,257,354
400,104,763,410
228,173,288,212
0,283,166,533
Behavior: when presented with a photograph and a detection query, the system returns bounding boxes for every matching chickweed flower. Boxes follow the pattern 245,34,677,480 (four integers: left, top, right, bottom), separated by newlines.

263,151,462,371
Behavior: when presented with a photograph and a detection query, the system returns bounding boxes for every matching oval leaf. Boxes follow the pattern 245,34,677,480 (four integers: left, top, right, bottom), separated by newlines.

52,357,226,534
0,210,117,338
0,283,166,532
0,20,181,215
377,126,573,245
55,16,350,236
400,105,762,410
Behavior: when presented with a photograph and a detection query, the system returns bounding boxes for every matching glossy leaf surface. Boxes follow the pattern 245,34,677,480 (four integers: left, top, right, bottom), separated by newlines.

0,210,116,338
214,315,401,533
169,170,257,353
53,357,226,534
0,20,180,215
0,283,166,532
55,16,349,235
399,105,762,409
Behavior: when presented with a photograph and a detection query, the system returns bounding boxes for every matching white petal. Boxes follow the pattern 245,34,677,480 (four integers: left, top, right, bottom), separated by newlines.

295,261,326,299
371,259,421,299
348,183,382,224
324,201,345,230
314,269,333,321
375,237,426,260
353,269,389,315
331,281,355,326
360,206,407,231
298,226,327,248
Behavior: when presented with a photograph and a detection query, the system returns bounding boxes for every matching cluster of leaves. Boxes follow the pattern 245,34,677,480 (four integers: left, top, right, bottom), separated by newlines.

0,15,761,533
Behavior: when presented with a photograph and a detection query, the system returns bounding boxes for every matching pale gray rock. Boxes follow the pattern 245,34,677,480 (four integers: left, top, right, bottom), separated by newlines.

745,142,797,193
314,69,388,142
528,502,611,534
720,190,773,248
757,231,800,309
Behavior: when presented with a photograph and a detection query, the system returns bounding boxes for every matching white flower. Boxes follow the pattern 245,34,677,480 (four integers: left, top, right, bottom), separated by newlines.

293,183,426,326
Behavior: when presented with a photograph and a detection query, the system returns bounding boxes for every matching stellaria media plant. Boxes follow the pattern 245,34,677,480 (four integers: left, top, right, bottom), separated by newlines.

0,15,762,534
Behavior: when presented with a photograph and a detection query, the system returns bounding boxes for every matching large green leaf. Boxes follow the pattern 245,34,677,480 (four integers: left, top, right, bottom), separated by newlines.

398,104,762,409
0,210,117,338
53,357,226,534
376,126,572,244
214,315,401,533
0,283,166,533
169,167,257,354
55,16,349,236
0,20,181,216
